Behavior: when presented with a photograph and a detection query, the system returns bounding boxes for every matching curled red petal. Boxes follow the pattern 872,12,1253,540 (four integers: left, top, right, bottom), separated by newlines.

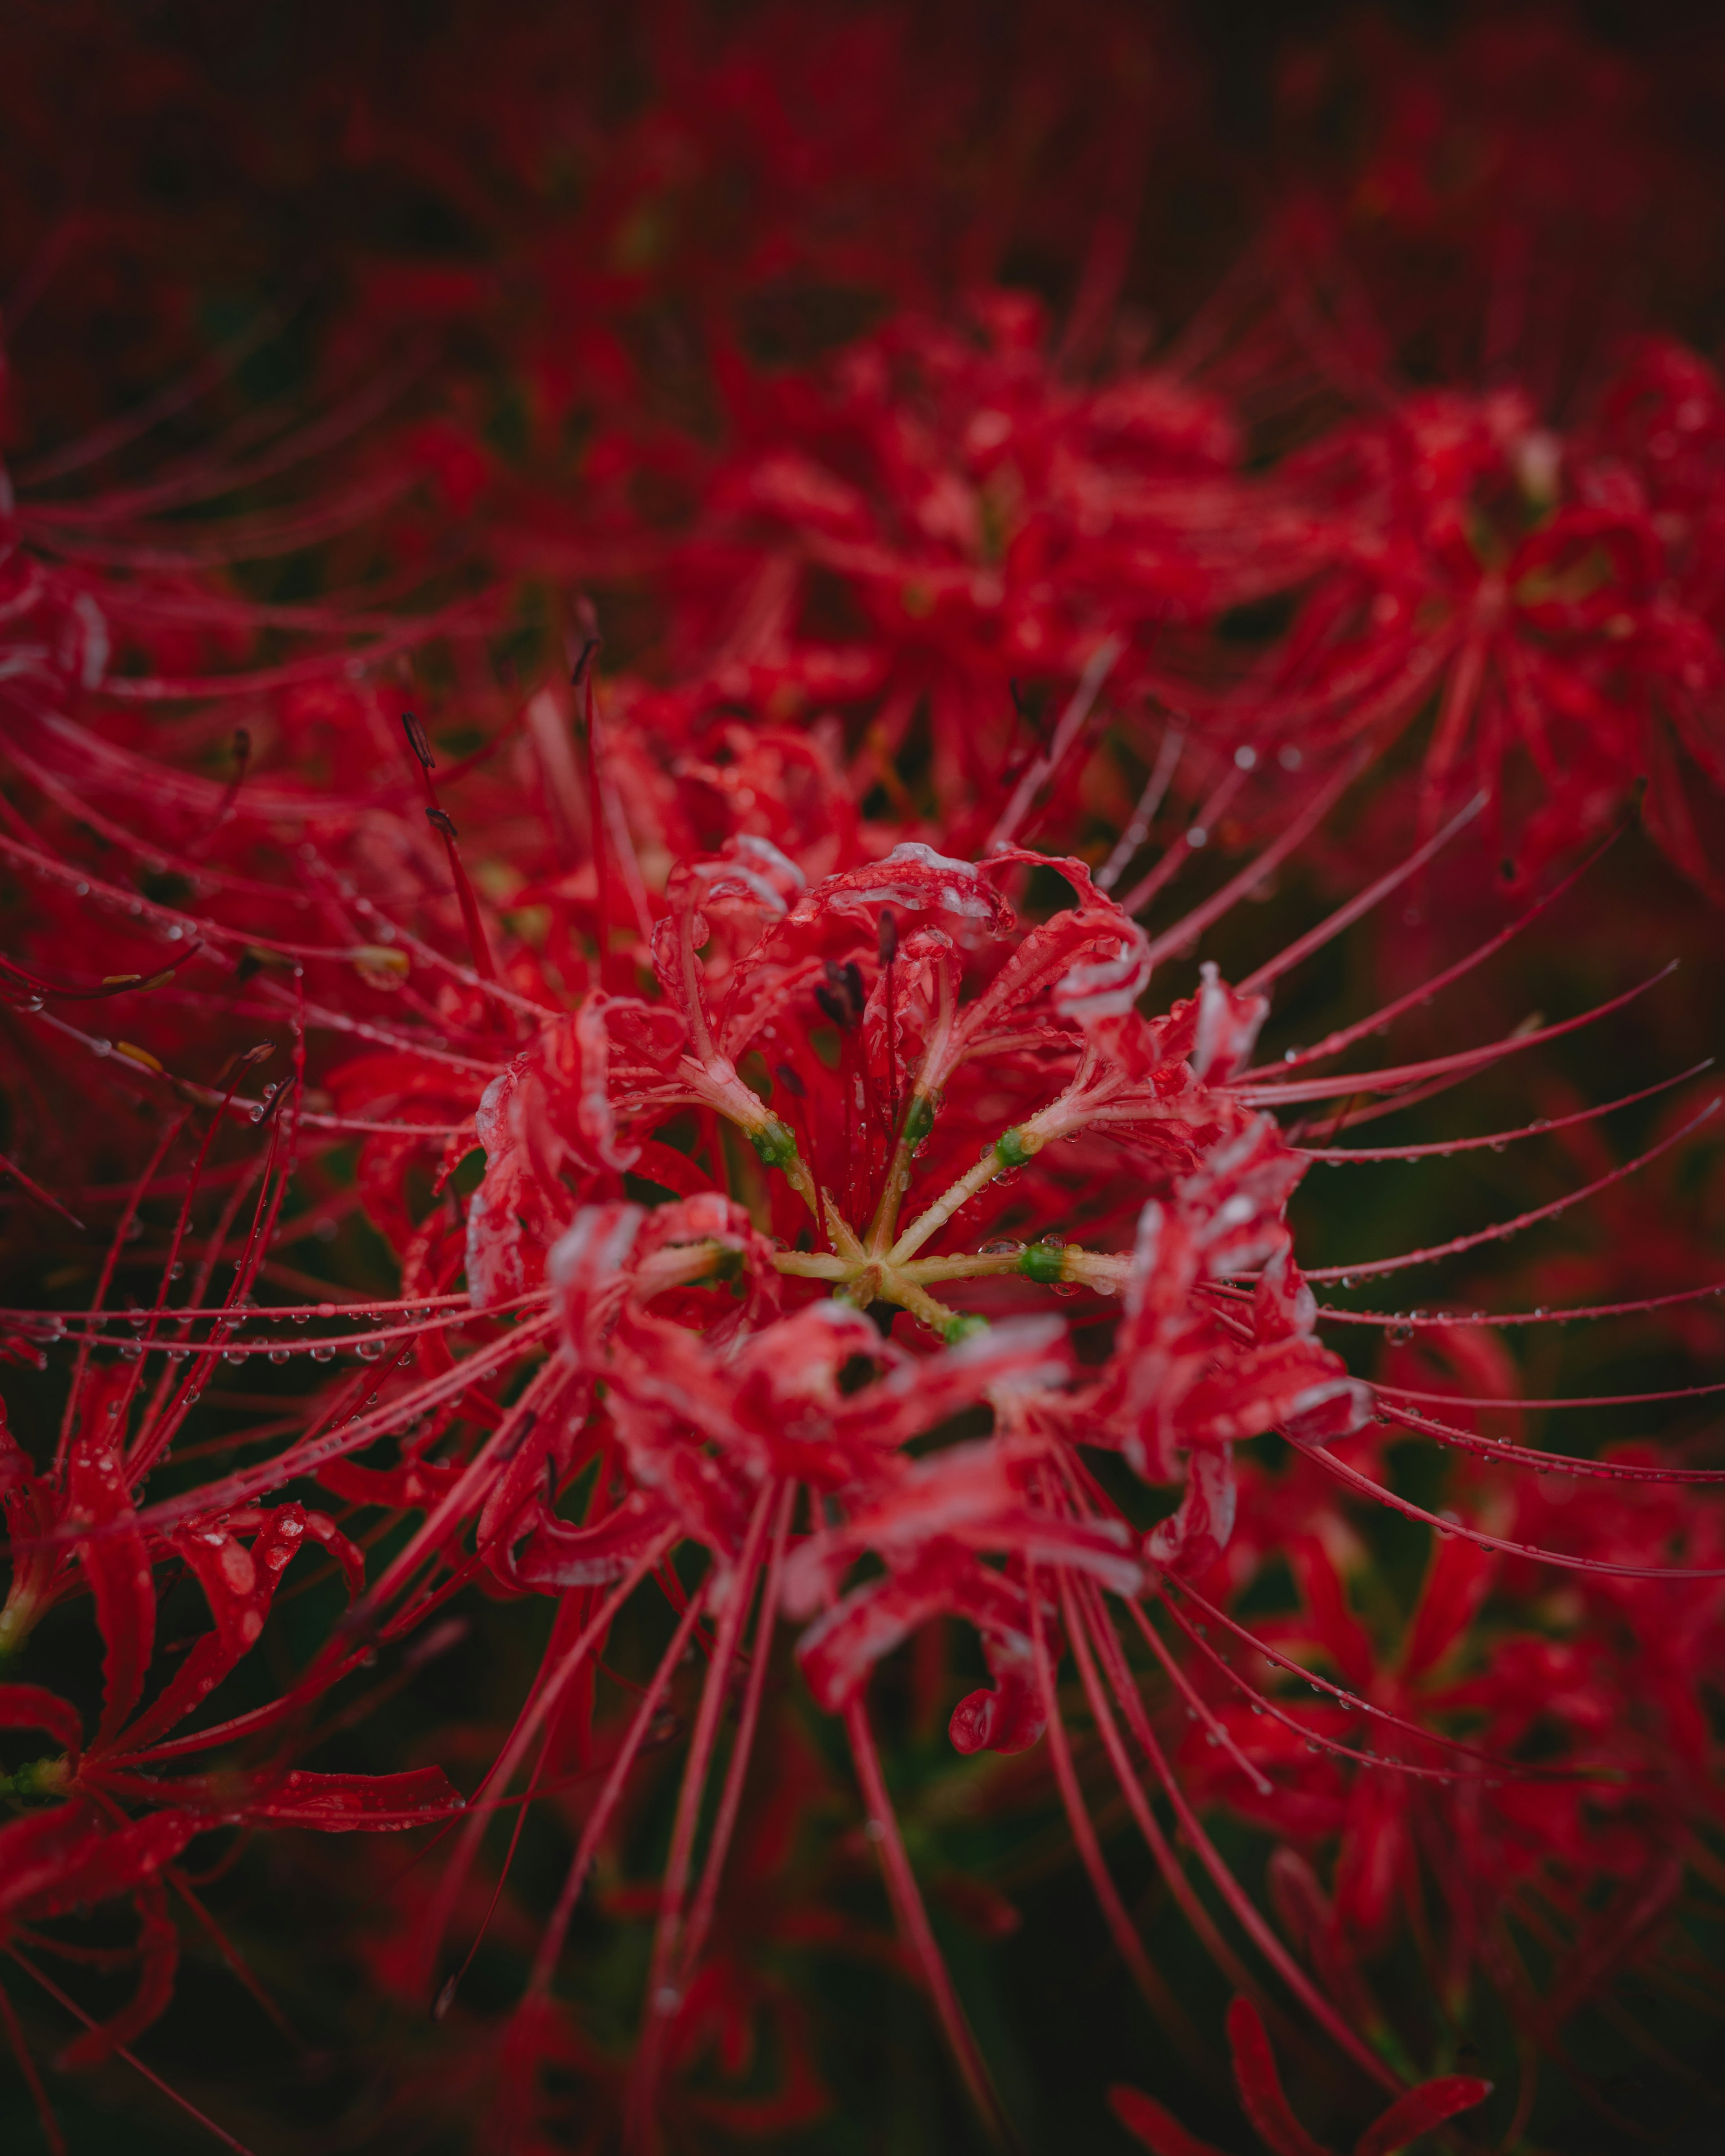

1353,2076,1492,2156
1224,1996,1333,2156
223,1766,464,1830
0,1682,82,1763
66,1432,155,1751
1109,2084,1231,2156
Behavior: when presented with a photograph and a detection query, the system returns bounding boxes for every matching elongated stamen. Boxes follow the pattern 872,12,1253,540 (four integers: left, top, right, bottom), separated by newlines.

1024,1546,1214,2057
1096,721,1185,891
1166,1575,1636,1781
1304,1096,1720,1283
1242,964,1678,1107
1236,823,1622,1078
1141,746,1367,967
987,634,1123,852
1239,789,1488,994
1377,1400,1725,1484
1298,1062,1708,1161
8,1947,257,2156
1071,1577,1401,2091
1309,1278,1725,1330
845,1697,1024,2151
524,1588,709,2001
1292,1442,1725,1580
400,711,496,981
674,1483,794,1984
409,1543,671,1997
1115,756,1250,916
630,1484,779,2129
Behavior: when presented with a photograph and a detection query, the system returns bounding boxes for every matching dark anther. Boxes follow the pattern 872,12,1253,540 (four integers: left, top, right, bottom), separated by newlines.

571,636,602,689
838,1349,879,1393
232,727,251,764
1008,677,1028,720
498,1408,538,1463
815,959,867,1030
774,1060,807,1100
256,1078,290,1129
426,807,459,839
877,909,898,966
401,711,436,771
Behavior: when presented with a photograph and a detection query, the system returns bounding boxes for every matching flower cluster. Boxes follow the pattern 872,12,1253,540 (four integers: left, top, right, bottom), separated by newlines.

0,8,1722,2154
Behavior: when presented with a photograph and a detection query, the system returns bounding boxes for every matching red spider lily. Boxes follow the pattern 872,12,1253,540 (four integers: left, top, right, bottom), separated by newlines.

533,293,1252,848
1111,1994,1489,2156
5,643,1720,2145
1188,365,1725,894
0,1399,463,2143
2,17,1722,2130
1264,15,1725,397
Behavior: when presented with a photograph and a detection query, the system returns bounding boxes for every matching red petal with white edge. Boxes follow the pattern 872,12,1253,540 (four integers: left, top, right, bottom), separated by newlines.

1354,2077,1492,2156
795,1541,1034,1713
510,1490,676,1590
